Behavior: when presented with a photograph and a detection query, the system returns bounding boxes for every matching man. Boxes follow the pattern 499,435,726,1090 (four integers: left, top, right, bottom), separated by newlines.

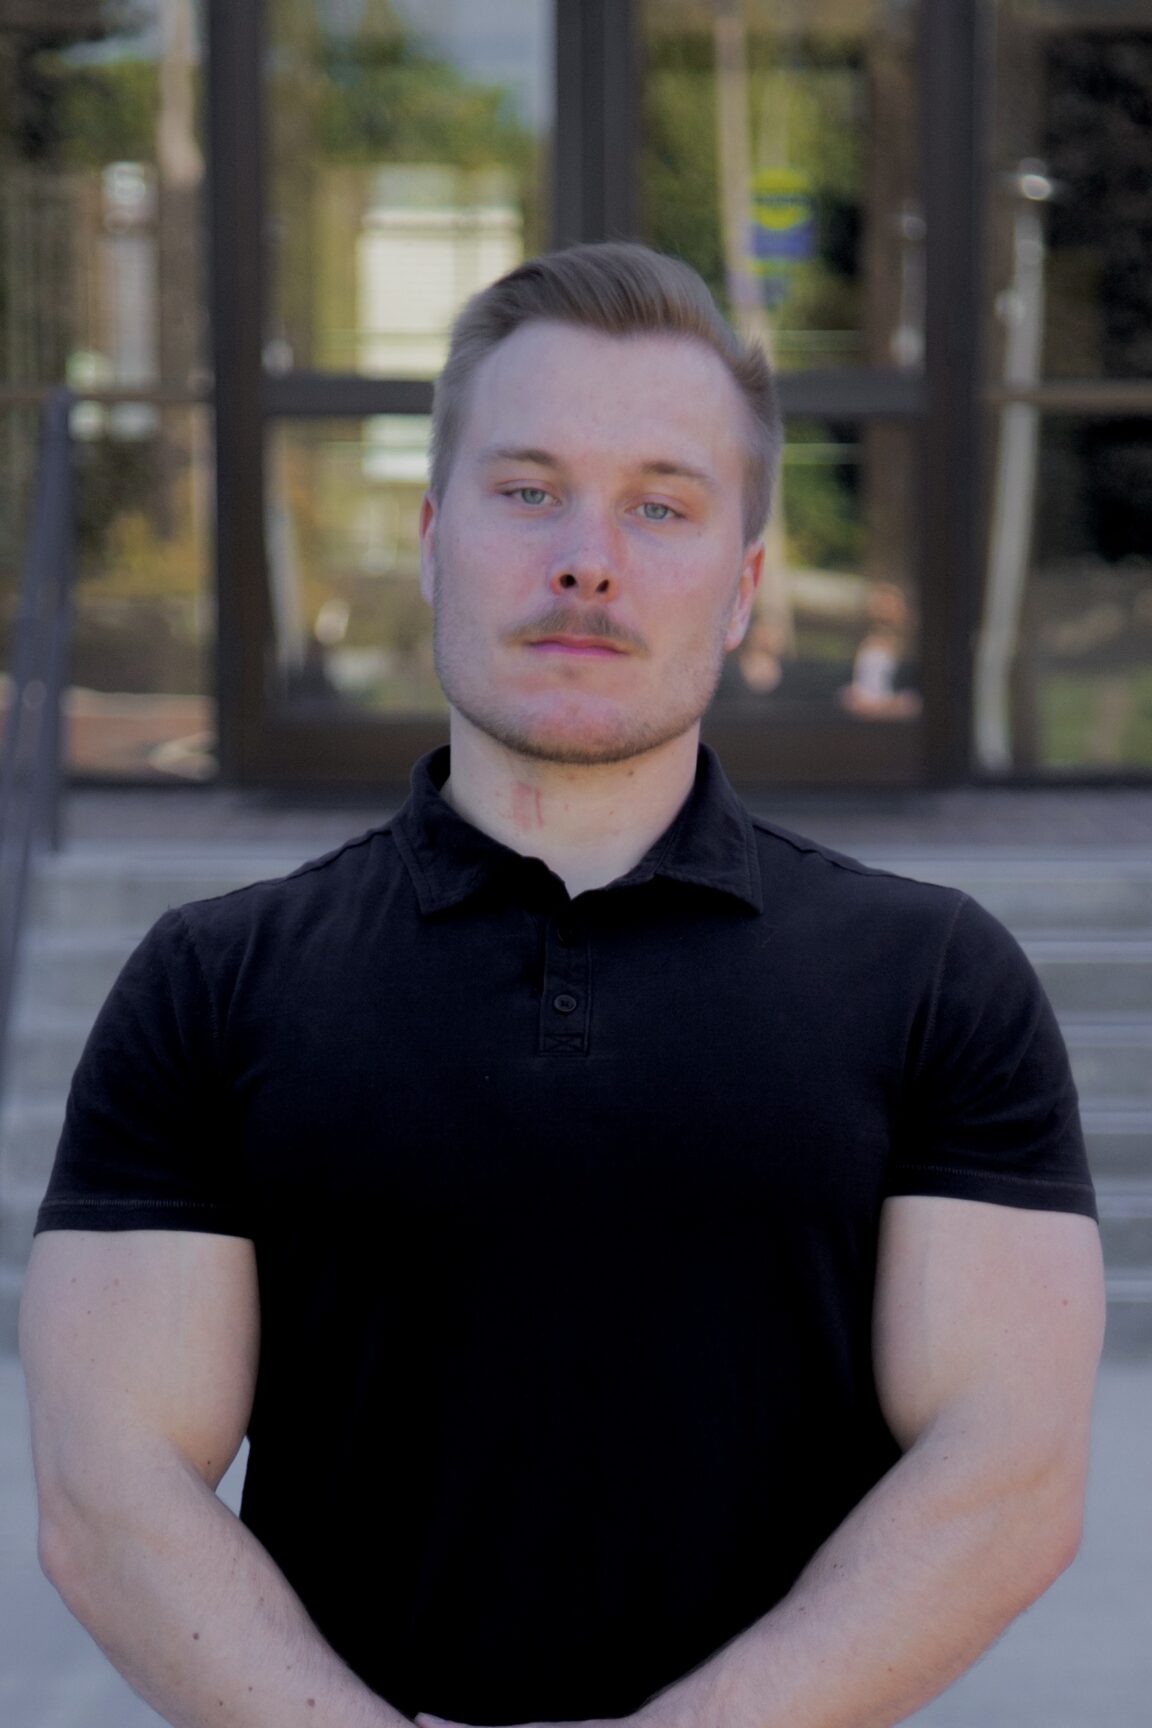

21,242,1103,1728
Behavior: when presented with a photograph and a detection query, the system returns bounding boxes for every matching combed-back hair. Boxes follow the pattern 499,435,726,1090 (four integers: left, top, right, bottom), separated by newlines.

429,241,781,542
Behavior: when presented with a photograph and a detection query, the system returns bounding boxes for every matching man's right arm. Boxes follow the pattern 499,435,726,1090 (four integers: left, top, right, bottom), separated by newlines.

21,1228,408,1728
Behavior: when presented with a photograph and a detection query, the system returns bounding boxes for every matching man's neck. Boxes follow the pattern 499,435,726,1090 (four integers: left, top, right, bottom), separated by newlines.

440,714,702,899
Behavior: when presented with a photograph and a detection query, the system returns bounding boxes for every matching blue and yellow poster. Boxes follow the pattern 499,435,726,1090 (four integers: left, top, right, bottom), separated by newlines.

748,166,816,305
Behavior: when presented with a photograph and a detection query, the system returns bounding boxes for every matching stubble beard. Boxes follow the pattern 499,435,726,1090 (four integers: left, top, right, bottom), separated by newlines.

429,554,734,768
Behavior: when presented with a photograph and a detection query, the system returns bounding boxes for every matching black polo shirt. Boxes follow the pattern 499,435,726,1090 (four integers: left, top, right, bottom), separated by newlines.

37,745,1096,1723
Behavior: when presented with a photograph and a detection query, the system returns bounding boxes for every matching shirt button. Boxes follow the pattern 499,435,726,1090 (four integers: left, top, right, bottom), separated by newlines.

553,993,579,1014
555,922,576,945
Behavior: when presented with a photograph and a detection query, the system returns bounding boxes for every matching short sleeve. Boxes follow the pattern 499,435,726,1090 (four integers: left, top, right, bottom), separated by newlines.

35,906,252,1238
888,892,1097,1219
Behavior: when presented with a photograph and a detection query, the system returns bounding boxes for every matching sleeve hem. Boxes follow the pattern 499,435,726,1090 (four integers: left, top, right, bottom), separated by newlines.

885,1163,1098,1221
35,1198,253,1237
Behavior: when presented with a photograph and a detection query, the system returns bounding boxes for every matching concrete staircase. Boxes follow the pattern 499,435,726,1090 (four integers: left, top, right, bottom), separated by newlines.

861,852,1152,1358
0,847,309,1352
2,844,1150,1354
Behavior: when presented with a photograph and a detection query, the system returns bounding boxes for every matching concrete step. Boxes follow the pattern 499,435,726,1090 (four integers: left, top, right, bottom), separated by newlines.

0,1264,22,1354
1020,938,1152,1017
1102,1276,1152,1359
1083,1109,1152,1178
17,927,159,1016
27,846,309,932
4,1013,94,1097
860,852,1152,932
0,1099,66,1188
0,1176,46,1283
1065,1022,1152,1101
1096,1181,1152,1272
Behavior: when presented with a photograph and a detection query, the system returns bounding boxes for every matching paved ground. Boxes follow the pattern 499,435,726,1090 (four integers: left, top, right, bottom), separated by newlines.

0,1348,1148,1728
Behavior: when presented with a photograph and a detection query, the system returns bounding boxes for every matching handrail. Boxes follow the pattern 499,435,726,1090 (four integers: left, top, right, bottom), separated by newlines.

0,388,77,1106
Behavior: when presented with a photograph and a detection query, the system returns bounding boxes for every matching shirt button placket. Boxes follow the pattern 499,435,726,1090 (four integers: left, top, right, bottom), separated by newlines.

539,919,591,1056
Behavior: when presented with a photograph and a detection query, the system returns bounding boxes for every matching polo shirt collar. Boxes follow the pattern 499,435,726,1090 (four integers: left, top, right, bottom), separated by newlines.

391,744,763,916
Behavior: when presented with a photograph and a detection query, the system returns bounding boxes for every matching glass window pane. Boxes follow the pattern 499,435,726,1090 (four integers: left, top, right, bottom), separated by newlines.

714,418,921,721
264,0,552,377
990,2,1152,382
0,1,208,393
639,0,922,372
975,414,1152,772
266,416,443,715
65,401,216,779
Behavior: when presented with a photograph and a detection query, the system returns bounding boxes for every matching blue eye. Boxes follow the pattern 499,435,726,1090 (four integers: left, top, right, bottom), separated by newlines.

514,487,549,506
640,501,677,521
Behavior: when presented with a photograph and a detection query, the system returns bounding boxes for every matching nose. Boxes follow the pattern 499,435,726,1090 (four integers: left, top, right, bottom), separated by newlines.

547,513,621,602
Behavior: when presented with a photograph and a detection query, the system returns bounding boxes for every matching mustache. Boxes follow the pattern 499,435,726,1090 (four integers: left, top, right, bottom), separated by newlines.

508,606,647,653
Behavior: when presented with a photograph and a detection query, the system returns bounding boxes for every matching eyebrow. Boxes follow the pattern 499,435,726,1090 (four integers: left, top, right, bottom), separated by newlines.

476,445,718,490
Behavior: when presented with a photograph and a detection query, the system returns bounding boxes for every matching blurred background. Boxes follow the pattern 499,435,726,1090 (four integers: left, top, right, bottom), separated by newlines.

0,5,1150,1726
2,0,1152,790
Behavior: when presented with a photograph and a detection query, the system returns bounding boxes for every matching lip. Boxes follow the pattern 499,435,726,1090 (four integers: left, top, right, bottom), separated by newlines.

527,637,629,657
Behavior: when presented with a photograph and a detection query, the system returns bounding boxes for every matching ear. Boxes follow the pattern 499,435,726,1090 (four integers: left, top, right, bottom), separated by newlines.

724,538,765,651
418,490,438,606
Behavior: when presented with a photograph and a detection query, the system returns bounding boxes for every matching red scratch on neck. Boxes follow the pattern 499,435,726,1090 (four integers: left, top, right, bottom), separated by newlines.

510,781,544,831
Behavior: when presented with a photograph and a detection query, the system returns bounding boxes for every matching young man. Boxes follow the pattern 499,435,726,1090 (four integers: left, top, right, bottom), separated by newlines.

21,243,1103,1728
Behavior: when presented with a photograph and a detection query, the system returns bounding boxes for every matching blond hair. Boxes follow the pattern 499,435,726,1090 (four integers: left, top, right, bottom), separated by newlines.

429,241,781,542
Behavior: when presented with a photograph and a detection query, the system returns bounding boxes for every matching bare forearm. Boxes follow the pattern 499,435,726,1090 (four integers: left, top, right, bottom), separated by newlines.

43,1452,405,1728
640,1431,1082,1728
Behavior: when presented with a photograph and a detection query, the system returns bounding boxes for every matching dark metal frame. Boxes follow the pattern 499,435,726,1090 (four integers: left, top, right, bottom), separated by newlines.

199,0,1010,791
554,0,639,245
205,0,268,785
0,388,75,1103
918,0,986,785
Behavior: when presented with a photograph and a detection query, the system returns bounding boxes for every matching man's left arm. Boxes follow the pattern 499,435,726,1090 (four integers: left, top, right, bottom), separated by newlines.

635,1193,1105,1728
418,1192,1104,1728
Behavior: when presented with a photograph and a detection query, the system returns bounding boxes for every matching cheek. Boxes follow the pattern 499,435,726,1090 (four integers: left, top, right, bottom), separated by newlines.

442,517,533,593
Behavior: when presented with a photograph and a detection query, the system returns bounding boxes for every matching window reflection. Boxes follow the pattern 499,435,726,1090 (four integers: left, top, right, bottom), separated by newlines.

267,417,443,716
0,0,206,395
640,0,921,371
717,421,920,722
264,0,551,377
977,416,1152,772
991,3,1152,382
67,404,214,779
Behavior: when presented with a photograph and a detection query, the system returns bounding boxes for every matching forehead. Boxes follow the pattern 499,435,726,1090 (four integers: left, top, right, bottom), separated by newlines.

457,321,750,479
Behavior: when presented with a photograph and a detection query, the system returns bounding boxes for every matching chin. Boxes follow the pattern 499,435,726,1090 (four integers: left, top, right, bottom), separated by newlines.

454,696,706,767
